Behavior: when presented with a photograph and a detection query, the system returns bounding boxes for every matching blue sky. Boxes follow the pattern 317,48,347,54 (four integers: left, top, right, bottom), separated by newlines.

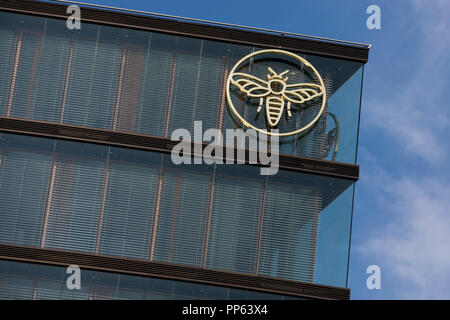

58,0,450,299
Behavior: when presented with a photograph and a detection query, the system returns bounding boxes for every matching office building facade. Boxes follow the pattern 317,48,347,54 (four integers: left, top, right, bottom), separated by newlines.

0,0,368,299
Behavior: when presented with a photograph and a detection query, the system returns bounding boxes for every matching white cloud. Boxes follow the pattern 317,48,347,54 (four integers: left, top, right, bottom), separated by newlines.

365,97,447,164
362,173,450,299
351,0,450,300
355,148,450,299
364,1,450,165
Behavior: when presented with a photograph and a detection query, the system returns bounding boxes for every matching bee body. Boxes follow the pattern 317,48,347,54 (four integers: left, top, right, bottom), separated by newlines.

265,96,285,127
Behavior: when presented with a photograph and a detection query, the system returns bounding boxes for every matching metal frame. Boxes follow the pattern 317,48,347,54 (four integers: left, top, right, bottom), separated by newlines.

0,0,369,62
48,0,371,48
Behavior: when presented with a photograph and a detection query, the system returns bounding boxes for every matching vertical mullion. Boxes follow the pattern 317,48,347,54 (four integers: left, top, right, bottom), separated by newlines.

201,164,216,267
83,26,100,126
149,156,164,261
190,40,203,126
308,188,321,282
112,45,127,130
163,52,177,138
58,37,74,124
167,172,182,262
24,34,42,118
40,142,57,248
5,32,23,117
94,147,111,254
136,33,152,133
217,57,228,142
254,176,268,275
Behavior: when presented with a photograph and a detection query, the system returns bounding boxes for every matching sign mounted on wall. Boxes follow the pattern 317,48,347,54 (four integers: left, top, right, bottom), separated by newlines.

226,49,327,137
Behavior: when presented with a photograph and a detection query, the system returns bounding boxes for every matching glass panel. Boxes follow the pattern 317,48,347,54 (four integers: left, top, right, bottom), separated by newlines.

137,32,175,136
206,165,265,274
314,185,355,287
153,159,213,266
98,148,160,259
62,23,120,129
0,27,17,115
0,134,53,246
43,141,107,252
326,67,364,163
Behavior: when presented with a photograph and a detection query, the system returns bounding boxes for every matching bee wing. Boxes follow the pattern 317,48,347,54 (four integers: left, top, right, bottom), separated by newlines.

282,83,324,104
230,72,271,98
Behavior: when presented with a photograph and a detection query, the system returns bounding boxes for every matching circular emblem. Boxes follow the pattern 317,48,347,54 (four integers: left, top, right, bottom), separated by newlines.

226,49,327,137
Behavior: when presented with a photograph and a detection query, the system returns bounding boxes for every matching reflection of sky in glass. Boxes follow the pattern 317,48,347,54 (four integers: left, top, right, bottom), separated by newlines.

327,67,364,163
313,184,354,287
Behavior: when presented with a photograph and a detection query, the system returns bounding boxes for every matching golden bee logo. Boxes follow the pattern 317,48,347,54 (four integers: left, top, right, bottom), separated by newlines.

226,49,327,137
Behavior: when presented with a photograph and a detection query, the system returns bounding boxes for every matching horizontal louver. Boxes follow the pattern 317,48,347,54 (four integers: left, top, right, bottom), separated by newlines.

206,172,264,274
0,145,51,246
43,154,105,253
153,169,212,266
259,185,321,282
98,160,159,259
